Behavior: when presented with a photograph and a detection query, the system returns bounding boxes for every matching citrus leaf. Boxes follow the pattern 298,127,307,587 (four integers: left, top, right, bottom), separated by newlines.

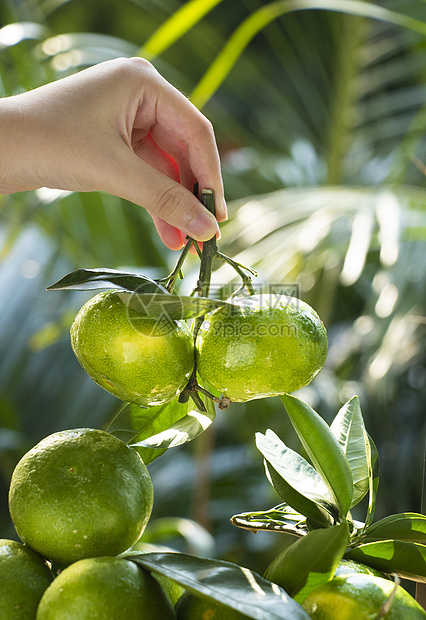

106,400,189,464
130,408,216,452
47,268,167,293
281,394,353,519
256,431,336,526
330,396,369,508
264,523,350,601
345,540,426,582
128,552,310,619
117,291,229,320
361,513,426,545
364,430,380,530
231,504,308,536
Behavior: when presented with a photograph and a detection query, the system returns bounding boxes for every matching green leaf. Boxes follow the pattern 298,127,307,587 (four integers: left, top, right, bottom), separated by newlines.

330,396,369,508
264,523,350,601
345,540,426,582
106,399,189,464
47,268,167,293
281,395,353,519
139,0,225,60
191,0,426,109
118,291,229,320
231,504,308,536
361,513,426,545
130,407,215,452
364,431,380,530
256,431,336,526
128,552,310,619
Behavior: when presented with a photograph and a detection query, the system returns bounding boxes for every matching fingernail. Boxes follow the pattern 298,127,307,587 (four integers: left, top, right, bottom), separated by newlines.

222,197,228,220
188,210,219,241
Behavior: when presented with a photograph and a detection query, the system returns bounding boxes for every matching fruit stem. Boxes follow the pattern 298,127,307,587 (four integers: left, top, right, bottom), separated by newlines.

217,251,257,296
196,189,217,298
157,183,200,294
192,189,217,342
159,236,194,293
178,189,218,412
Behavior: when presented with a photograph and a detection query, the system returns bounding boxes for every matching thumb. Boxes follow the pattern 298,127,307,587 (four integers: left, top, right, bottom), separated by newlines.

102,150,220,242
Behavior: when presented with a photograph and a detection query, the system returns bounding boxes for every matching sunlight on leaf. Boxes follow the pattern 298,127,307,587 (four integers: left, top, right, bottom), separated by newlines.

264,523,349,600
231,504,308,536
281,394,353,519
106,399,189,464
346,540,426,582
47,268,167,293
364,430,380,530
129,552,310,619
256,430,336,526
330,396,370,508
130,408,215,451
361,513,426,545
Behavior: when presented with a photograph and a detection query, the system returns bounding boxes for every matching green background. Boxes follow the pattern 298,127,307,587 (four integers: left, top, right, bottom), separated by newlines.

0,0,424,576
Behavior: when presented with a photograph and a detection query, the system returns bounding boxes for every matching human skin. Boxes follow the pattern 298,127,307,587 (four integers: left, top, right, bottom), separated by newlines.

0,57,226,249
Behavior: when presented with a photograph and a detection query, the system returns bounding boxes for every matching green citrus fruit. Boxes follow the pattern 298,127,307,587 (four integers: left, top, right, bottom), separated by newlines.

175,591,250,619
124,549,185,605
335,558,389,579
8,428,154,564
71,290,194,406
196,294,327,402
302,573,426,619
0,539,53,619
36,556,175,619
153,572,185,606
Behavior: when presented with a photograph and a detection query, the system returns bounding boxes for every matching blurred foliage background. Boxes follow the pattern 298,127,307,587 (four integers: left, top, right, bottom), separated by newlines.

0,0,425,577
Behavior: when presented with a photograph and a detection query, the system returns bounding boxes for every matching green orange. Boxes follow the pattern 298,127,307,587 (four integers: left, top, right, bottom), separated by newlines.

302,573,426,619
0,539,52,619
334,559,389,579
71,290,194,406
196,294,327,402
175,591,250,619
36,556,175,619
8,428,153,564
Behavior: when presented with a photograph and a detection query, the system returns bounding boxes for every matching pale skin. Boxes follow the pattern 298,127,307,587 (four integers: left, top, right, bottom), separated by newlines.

0,57,226,250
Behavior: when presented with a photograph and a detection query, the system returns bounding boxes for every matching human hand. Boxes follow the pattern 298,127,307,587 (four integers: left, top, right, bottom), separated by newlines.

0,57,226,249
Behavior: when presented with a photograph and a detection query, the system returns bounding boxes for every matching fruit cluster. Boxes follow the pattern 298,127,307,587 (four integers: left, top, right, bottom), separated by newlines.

3,428,173,618
70,290,329,407
3,256,423,618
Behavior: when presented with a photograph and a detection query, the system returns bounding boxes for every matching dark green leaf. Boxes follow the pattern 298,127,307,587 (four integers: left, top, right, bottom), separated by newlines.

119,291,229,320
47,268,167,293
364,431,380,530
106,399,189,464
256,431,336,526
330,396,369,508
128,551,310,619
361,513,426,545
281,395,353,519
346,540,426,582
231,503,308,536
264,523,350,602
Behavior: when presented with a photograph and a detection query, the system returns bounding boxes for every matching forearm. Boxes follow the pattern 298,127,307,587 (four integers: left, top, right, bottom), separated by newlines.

0,96,38,194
